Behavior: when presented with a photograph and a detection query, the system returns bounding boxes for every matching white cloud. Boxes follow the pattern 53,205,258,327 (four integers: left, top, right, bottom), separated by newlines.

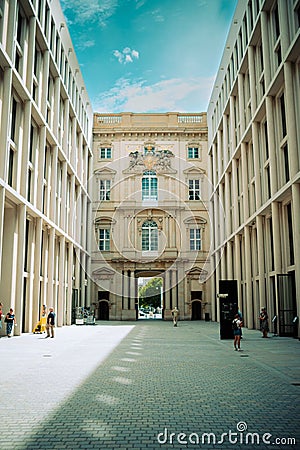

61,0,118,27
113,48,139,64
93,76,215,113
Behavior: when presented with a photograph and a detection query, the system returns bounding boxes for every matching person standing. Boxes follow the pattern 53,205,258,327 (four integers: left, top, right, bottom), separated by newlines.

232,314,242,351
259,307,269,338
45,307,55,338
171,307,179,327
5,308,16,338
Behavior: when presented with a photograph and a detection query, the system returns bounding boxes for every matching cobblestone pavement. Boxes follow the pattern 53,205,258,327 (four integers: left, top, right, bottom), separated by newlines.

0,321,299,450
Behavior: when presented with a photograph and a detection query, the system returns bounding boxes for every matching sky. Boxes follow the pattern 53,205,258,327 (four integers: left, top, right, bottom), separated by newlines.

60,0,238,114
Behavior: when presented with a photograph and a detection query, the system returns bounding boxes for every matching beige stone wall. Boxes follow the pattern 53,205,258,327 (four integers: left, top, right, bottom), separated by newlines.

92,113,211,321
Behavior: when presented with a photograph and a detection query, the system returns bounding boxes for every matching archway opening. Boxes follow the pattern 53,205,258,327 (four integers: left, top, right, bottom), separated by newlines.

138,276,163,319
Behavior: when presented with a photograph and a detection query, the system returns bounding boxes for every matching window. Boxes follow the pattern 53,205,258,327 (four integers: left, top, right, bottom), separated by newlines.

188,147,200,159
99,147,112,159
142,171,157,201
189,180,200,200
142,220,158,251
99,229,110,251
190,229,201,251
99,180,111,201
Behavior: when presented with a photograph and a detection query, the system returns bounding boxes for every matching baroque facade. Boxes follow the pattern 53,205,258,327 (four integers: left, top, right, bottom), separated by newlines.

91,112,211,321
207,0,300,336
0,0,93,335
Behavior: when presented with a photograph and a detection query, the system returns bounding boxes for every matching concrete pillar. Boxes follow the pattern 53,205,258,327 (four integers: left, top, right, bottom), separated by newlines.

238,73,245,134
61,162,67,231
0,68,12,180
271,202,281,273
265,97,278,195
292,184,300,333
14,205,26,336
224,172,231,238
252,122,262,209
47,227,55,309
53,77,60,137
241,143,249,221
26,16,36,94
6,0,17,58
57,237,65,327
284,62,299,177
248,46,257,113
232,158,239,230
50,146,58,222
41,50,50,117
0,187,4,280
66,242,74,325
256,215,265,311
261,11,271,87
223,115,229,167
234,234,242,309
244,226,253,328
37,126,46,211
227,240,233,279
32,218,43,329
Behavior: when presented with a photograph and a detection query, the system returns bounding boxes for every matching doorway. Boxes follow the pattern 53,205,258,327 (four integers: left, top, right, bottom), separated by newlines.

98,291,109,320
138,276,163,320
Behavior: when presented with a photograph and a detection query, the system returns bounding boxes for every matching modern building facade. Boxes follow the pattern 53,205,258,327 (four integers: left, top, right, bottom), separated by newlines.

91,112,211,321
207,0,300,336
0,0,93,335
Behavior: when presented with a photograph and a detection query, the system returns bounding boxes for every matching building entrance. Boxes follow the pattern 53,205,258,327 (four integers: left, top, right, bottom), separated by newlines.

138,276,163,320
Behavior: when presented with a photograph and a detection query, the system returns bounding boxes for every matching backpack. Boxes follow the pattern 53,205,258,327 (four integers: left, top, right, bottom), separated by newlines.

232,319,238,330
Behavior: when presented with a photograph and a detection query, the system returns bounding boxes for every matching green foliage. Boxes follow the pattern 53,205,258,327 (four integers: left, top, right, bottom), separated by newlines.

139,277,162,309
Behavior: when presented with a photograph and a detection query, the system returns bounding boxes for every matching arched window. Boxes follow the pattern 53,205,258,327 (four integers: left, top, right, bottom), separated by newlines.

142,220,158,251
142,171,157,201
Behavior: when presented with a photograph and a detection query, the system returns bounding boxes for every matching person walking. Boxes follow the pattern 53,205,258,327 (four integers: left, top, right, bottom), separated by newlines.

259,307,269,338
171,307,179,327
45,307,55,338
5,308,16,338
232,314,242,351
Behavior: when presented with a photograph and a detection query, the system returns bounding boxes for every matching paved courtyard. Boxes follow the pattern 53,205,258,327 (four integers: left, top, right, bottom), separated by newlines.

0,320,299,450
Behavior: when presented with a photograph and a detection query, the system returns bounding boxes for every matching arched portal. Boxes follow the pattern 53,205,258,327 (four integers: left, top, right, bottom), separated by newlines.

136,271,164,320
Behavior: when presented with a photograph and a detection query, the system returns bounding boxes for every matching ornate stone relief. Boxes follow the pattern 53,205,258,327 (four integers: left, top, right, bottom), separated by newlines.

123,148,177,174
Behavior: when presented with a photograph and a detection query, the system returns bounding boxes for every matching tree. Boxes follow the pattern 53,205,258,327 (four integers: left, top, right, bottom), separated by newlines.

139,277,162,309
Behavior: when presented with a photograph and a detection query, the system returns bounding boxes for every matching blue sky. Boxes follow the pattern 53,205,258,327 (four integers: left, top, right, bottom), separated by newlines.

60,0,238,113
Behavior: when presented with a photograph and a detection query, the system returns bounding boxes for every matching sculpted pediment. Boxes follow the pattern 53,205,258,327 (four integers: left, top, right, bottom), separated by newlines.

183,167,206,176
94,167,117,176
92,267,115,280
